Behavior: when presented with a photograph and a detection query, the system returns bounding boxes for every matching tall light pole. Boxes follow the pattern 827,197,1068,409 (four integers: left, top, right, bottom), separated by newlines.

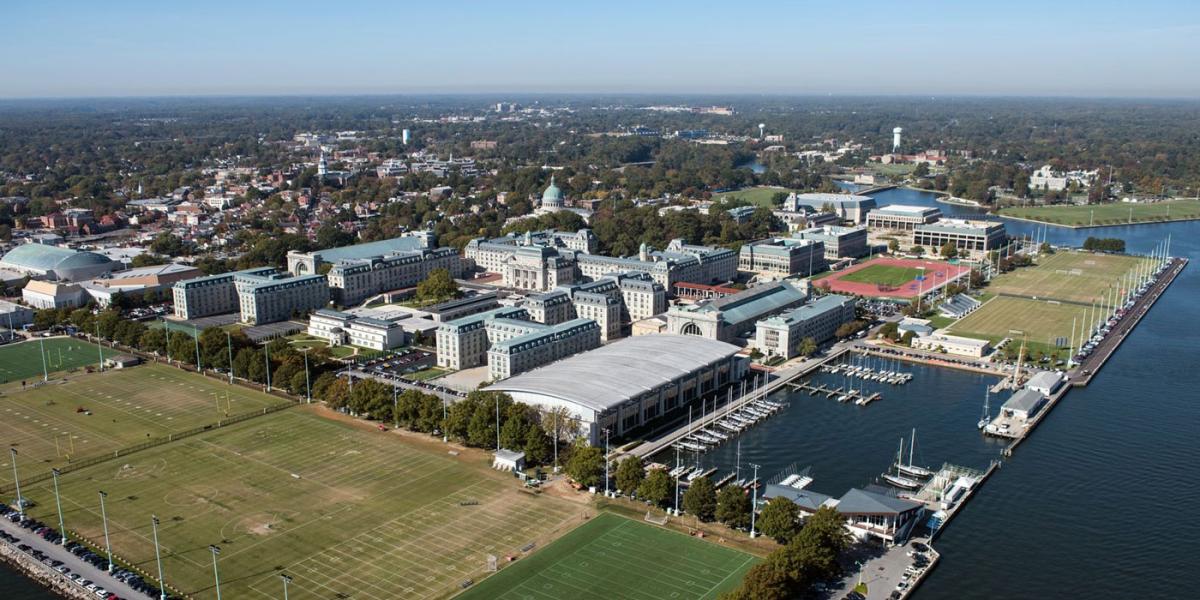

209,545,222,600
495,395,501,451
749,463,761,538
10,448,23,516
151,515,167,600
264,345,272,392
673,447,681,516
442,396,448,443
301,348,312,403
95,322,105,372
193,325,202,372
39,336,49,382
51,468,66,544
225,330,234,384
280,573,292,600
392,373,398,428
603,428,611,497
98,490,114,572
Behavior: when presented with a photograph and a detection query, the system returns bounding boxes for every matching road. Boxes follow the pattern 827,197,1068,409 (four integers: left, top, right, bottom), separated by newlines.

0,516,152,599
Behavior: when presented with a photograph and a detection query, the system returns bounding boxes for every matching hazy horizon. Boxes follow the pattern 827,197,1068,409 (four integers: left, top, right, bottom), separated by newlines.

5,0,1199,99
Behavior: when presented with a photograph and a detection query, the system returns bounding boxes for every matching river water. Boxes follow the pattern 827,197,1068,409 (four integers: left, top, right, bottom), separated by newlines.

4,187,1196,599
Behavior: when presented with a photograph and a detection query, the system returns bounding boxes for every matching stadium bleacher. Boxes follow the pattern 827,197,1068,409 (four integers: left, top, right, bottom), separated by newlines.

939,293,981,319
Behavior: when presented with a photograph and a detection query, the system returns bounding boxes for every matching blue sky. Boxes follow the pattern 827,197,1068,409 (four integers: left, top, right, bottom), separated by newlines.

3,0,1198,98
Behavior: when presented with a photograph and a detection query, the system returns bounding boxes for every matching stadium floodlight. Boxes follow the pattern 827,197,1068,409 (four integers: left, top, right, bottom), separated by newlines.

302,347,312,403
209,545,223,600
749,463,761,538
673,446,681,516
225,330,234,384
392,372,399,428
39,337,48,382
51,468,66,544
495,394,501,451
99,490,114,572
442,396,448,443
95,322,105,372
280,573,293,600
603,428,611,497
194,325,202,371
152,515,167,600
264,345,272,392
10,448,23,516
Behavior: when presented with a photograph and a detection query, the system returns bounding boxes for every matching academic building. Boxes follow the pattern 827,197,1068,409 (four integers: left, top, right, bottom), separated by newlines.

753,294,858,359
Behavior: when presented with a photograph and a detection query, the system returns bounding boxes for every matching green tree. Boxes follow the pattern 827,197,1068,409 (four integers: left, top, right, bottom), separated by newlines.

912,245,925,256
139,328,167,354
715,485,751,529
637,468,673,507
565,442,604,488
522,422,551,465
798,337,818,357
683,476,717,521
757,497,801,543
887,238,900,253
721,556,794,600
615,456,645,496
168,330,196,364
415,268,459,304
939,241,958,259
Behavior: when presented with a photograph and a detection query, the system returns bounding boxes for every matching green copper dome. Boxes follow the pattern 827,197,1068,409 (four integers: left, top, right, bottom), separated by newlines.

541,176,563,202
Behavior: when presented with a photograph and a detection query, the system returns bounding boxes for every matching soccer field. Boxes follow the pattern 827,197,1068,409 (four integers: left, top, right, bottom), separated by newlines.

946,296,1089,355
837,264,924,286
456,512,758,600
998,199,1200,226
0,364,288,486
22,408,580,600
711,186,795,208
986,251,1153,304
0,337,119,383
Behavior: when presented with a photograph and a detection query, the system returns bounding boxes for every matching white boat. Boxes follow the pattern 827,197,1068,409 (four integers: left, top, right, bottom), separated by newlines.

789,475,813,490
896,429,934,479
883,438,924,489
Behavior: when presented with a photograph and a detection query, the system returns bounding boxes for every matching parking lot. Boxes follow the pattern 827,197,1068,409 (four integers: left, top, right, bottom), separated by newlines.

2,501,165,600
828,539,936,600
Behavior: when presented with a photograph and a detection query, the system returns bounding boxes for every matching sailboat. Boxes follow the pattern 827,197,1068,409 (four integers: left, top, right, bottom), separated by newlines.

896,429,934,479
977,386,991,430
882,438,923,490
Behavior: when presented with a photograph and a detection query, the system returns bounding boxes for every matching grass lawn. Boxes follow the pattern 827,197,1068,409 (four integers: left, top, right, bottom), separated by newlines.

986,251,1153,304
456,512,758,600
407,367,448,381
946,296,1086,357
864,162,916,176
0,364,289,485
23,407,580,600
711,186,795,208
329,345,357,358
837,264,923,287
998,199,1200,226
0,337,119,383
926,314,956,330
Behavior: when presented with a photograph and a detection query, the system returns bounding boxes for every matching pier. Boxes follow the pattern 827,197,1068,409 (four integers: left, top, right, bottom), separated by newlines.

624,348,850,459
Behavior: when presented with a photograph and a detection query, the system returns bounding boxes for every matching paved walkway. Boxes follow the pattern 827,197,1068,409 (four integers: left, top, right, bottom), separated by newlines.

0,516,151,599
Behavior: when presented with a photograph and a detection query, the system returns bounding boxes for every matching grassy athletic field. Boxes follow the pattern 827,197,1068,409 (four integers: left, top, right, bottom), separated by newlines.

710,186,795,208
456,512,758,600
945,296,1088,357
23,407,580,600
0,337,119,383
836,264,924,287
985,251,1153,304
998,199,1200,226
0,364,288,485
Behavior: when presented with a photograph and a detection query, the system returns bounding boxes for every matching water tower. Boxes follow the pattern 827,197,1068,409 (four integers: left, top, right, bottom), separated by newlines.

892,127,903,151
758,123,766,139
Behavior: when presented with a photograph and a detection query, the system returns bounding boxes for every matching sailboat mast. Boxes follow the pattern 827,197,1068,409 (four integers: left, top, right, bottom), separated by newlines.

909,429,916,468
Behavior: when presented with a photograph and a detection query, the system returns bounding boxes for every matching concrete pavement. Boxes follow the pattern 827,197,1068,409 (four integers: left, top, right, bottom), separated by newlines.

0,516,153,599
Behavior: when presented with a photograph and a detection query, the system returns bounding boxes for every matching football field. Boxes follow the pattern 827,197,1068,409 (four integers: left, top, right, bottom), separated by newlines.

838,264,924,286
22,407,580,600
456,512,758,600
0,364,288,486
946,296,1089,356
985,251,1153,304
0,337,119,383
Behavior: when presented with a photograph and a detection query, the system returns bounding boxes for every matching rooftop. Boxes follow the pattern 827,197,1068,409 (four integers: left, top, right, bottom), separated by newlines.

678,281,809,327
835,488,923,515
303,236,427,263
1004,388,1046,412
915,218,1004,235
489,335,741,413
870,204,941,216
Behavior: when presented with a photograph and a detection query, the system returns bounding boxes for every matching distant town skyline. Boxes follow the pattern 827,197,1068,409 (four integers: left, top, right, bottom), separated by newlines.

4,0,1200,99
